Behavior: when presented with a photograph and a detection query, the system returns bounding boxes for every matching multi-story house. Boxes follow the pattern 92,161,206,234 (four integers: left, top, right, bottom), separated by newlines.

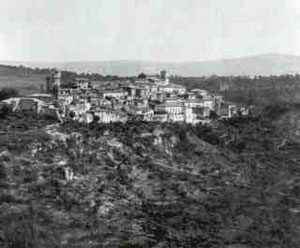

202,95,215,109
154,102,183,115
183,99,205,108
218,102,238,119
158,84,186,95
75,78,92,90
93,108,127,123
58,89,74,105
191,89,209,97
100,90,127,99
67,100,91,121
154,99,184,123
152,113,168,122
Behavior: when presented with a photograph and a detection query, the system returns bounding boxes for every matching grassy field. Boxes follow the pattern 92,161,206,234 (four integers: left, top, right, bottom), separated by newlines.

0,65,48,95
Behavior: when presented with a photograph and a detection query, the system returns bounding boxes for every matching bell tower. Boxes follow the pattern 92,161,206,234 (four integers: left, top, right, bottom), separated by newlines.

160,70,169,85
46,69,61,99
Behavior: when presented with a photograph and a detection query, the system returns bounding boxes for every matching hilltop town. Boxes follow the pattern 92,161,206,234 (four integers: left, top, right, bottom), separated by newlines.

0,69,249,124
0,78,298,247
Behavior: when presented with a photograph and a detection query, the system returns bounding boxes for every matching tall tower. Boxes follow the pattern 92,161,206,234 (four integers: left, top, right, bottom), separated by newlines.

160,70,169,85
46,69,61,99
52,69,61,100
46,75,52,93
52,69,61,88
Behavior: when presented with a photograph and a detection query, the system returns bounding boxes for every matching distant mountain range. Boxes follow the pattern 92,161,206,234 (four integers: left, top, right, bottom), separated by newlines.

1,53,300,77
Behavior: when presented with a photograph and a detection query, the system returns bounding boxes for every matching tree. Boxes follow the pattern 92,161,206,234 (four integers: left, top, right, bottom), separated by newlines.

0,162,6,182
138,73,147,79
209,110,218,120
0,87,19,101
0,104,9,118
93,115,100,123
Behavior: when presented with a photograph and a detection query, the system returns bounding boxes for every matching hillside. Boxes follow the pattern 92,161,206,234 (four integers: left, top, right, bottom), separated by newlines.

0,112,298,247
0,65,49,95
2,53,300,77
173,54,300,77
2,61,300,107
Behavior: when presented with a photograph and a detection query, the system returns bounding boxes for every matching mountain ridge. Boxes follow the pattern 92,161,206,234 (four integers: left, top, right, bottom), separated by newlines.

1,53,300,77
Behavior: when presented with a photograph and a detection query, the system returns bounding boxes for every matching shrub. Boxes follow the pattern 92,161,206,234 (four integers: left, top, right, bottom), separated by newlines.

0,104,10,118
0,162,6,181
263,104,288,120
0,193,16,203
0,87,19,101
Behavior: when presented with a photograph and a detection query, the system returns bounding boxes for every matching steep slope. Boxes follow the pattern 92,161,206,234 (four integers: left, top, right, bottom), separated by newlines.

0,113,298,248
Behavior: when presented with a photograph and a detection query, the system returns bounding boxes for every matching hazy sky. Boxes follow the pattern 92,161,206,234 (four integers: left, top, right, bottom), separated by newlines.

0,0,299,62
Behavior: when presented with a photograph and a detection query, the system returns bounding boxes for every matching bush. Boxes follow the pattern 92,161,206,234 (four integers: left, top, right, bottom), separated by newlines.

0,162,6,181
0,104,10,118
0,193,16,203
0,87,19,101
263,104,288,120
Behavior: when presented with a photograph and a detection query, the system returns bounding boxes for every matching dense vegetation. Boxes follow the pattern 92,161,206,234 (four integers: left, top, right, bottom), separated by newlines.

0,87,19,101
171,75,300,106
0,108,299,248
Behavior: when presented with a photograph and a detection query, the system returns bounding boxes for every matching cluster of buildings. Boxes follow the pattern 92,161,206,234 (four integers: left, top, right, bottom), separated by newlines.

1,69,249,124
